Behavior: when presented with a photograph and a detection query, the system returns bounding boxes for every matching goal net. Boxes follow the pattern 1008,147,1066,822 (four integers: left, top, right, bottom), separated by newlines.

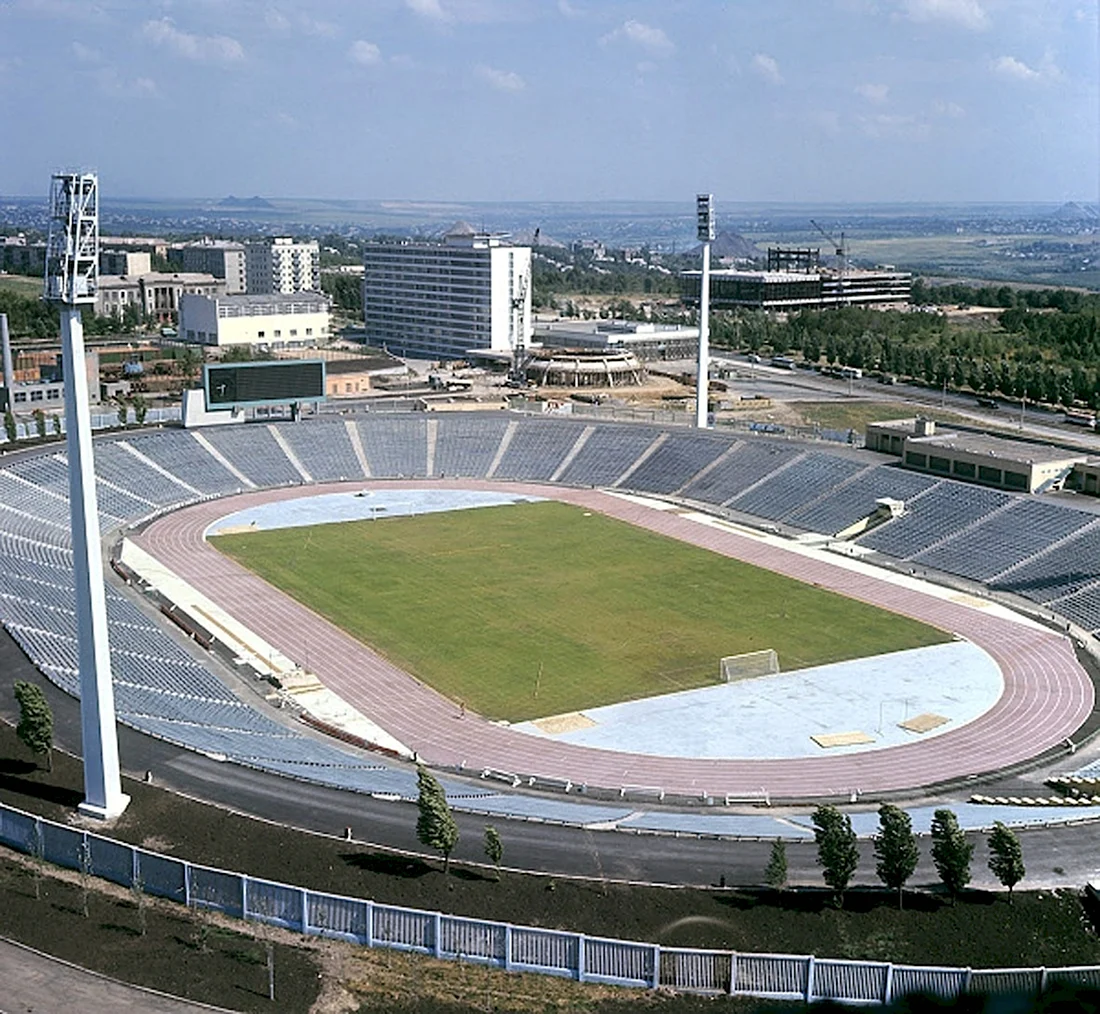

720,649,779,683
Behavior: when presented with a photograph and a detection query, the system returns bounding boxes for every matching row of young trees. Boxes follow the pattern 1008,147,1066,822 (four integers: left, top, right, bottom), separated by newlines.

2,396,150,446
764,804,1025,908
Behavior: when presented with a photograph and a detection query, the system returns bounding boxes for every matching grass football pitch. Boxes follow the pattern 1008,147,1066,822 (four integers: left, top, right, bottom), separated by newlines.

212,501,949,722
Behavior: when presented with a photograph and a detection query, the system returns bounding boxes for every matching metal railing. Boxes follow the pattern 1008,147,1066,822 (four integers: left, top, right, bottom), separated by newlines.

1,800,1097,1004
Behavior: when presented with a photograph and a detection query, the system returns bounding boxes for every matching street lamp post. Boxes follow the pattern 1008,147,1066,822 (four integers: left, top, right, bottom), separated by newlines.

695,194,714,429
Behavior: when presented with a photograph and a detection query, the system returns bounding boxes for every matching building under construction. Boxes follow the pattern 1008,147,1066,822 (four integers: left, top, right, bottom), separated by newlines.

682,245,911,311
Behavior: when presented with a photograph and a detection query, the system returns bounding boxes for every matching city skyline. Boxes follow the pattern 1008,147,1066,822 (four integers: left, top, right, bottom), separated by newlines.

0,0,1096,205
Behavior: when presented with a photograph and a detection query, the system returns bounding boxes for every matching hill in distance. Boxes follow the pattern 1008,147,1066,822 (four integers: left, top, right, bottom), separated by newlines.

217,195,275,210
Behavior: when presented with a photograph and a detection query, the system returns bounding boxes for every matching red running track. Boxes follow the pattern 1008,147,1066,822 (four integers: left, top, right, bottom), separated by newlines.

135,480,1096,799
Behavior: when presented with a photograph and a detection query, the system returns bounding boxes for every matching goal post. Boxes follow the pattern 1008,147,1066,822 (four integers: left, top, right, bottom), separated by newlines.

720,649,779,683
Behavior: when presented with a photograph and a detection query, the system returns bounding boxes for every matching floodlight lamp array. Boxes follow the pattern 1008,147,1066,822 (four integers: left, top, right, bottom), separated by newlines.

44,172,99,305
696,193,715,242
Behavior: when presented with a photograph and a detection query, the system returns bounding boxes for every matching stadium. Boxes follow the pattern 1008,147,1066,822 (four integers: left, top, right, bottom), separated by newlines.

1,409,1098,815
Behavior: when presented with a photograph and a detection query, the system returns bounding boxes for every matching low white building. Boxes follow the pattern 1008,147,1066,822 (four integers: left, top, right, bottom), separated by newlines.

179,292,331,348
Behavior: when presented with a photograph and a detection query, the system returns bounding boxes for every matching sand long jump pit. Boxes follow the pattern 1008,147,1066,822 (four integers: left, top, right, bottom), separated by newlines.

131,481,1095,800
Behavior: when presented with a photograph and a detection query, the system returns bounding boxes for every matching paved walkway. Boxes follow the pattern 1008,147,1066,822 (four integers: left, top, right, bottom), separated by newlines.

0,937,234,1014
136,479,1095,800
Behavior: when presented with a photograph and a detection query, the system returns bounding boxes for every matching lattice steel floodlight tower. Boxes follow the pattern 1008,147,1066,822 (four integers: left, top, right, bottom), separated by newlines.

695,194,714,429
44,173,129,820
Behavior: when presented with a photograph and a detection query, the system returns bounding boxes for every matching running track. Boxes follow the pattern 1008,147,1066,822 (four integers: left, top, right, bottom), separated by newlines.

135,480,1096,800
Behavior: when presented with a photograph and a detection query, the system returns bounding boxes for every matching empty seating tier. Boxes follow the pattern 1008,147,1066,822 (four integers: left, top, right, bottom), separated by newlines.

992,521,1100,602
272,419,364,482
491,419,582,481
554,424,658,487
913,499,1096,582
356,416,428,478
622,432,729,495
201,425,303,487
728,453,868,523
126,431,242,496
680,442,801,506
857,483,1013,560
433,414,511,478
785,466,940,535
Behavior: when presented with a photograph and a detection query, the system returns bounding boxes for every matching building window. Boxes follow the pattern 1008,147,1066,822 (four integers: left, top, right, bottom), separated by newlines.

47,389,59,400
928,455,950,473
30,390,43,402
1004,471,1028,490
977,465,1002,484
274,330,281,338
305,328,313,336
289,329,297,337
257,331,265,339
905,452,927,468
952,460,976,478
14,392,26,403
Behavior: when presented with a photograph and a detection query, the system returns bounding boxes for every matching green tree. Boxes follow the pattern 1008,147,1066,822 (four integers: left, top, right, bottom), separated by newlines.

873,804,920,910
987,822,1025,902
3,410,16,444
32,408,46,439
50,414,61,437
930,808,973,904
812,805,859,908
131,395,148,425
483,825,503,879
178,346,203,386
764,839,788,891
14,680,53,771
415,765,459,874
117,401,129,427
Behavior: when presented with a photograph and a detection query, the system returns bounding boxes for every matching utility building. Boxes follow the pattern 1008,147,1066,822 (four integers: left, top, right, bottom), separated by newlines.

360,223,532,360
179,292,331,348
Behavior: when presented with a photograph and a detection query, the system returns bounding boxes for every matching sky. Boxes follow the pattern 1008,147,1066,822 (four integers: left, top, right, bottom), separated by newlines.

0,0,1096,204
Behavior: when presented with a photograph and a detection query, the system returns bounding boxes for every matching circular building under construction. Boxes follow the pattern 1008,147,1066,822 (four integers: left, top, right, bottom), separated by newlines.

524,349,647,388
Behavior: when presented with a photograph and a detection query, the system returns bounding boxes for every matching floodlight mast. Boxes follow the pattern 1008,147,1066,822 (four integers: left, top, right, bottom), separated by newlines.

695,194,714,429
44,172,129,820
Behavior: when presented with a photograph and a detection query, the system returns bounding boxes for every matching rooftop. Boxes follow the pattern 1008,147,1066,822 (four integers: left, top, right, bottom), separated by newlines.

908,430,1087,465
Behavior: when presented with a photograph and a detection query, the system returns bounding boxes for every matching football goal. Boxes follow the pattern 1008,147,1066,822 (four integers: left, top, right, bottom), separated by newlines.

720,648,780,683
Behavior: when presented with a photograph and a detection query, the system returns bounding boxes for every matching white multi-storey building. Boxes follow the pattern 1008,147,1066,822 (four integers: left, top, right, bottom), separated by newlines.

179,292,331,348
245,237,320,294
361,224,532,360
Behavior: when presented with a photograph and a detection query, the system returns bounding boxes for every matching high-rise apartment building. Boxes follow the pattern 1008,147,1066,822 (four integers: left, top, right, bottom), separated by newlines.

360,224,532,360
168,241,248,294
245,237,320,294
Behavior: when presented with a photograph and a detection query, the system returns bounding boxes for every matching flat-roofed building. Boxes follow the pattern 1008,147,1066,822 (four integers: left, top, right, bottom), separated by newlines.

534,320,699,361
179,292,331,348
168,241,248,294
1068,460,1100,497
245,237,320,294
100,250,152,276
681,268,911,310
869,418,1086,493
96,272,225,322
361,224,532,361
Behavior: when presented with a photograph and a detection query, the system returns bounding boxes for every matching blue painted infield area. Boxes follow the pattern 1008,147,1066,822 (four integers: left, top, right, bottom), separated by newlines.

206,488,544,536
514,641,1002,760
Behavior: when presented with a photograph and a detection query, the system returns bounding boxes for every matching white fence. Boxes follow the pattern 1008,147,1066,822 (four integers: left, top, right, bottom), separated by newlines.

0,406,181,443
1,800,1098,1004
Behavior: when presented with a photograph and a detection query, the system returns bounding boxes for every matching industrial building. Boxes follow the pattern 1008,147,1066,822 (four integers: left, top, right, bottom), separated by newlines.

245,237,320,294
361,224,532,361
179,291,331,348
866,418,1086,493
168,240,248,294
534,320,699,361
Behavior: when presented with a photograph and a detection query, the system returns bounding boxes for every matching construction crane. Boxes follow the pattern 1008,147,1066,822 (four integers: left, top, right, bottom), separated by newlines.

506,269,532,387
810,219,849,304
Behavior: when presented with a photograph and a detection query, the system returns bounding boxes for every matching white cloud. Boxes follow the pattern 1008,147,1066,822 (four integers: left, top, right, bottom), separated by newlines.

602,20,674,58
475,63,524,92
902,0,988,31
266,8,337,38
349,40,382,66
141,18,244,64
71,41,102,63
557,0,581,17
95,66,157,99
993,55,1039,81
933,99,966,117
855,82,889,104
406,0,452,23
858,112,930,140
750,52,783,85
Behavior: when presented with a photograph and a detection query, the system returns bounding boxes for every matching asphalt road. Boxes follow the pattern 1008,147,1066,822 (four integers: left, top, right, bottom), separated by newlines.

2,628,1098,892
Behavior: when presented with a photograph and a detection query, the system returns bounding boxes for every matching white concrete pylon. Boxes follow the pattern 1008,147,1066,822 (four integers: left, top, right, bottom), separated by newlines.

61,307,129,820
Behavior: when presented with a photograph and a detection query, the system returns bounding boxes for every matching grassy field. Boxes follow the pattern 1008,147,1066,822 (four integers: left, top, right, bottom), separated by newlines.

0,274,42,298
794,400,979,434
212,501,948,721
